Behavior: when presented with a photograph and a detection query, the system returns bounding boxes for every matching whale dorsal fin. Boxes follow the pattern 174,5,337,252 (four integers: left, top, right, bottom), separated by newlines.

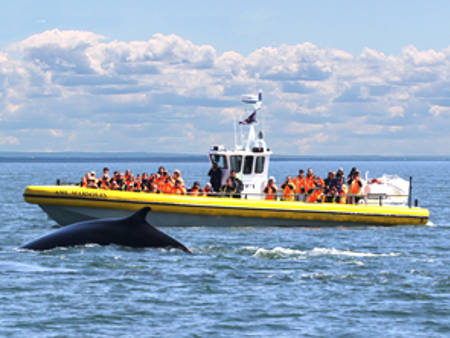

127,207,152,224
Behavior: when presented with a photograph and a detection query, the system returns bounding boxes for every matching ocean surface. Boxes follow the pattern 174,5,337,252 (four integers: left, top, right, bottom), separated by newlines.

0,157,449,337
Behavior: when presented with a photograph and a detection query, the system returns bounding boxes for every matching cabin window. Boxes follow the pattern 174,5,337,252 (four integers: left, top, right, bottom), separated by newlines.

255,156,265,174
243,155,253,174
230,155,242,173
211,154,228,169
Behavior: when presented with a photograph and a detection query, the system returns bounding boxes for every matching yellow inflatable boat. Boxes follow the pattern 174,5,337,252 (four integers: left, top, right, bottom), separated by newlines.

23,185,429,227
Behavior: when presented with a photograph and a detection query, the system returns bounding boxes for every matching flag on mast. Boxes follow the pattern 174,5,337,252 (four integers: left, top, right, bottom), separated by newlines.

239,110,257,125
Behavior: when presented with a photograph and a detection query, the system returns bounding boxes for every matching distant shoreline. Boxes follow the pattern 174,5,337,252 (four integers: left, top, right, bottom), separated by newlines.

0,152,449,162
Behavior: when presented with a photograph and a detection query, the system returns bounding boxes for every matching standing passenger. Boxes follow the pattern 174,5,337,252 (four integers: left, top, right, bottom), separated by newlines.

208,162,222,192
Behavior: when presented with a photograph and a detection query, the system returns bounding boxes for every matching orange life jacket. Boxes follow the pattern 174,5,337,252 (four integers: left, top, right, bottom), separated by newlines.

307,187,323,203
292,176,306,194
338,185,348,204
281,181,295,201
264,185,278,200
350,179,362,195
189,187,202,196
305,176,315,194
171,186,186,195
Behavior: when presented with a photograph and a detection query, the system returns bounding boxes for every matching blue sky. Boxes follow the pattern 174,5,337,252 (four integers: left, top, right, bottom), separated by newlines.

0,1,449,154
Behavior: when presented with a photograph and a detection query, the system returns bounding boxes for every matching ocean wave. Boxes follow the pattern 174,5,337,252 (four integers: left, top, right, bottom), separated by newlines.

241,246,399,259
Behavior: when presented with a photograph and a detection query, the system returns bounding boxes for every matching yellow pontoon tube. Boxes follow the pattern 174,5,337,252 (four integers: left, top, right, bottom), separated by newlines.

24,185,429,227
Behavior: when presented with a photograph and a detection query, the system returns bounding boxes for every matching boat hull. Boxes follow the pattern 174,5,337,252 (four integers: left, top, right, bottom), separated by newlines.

24,186,429,227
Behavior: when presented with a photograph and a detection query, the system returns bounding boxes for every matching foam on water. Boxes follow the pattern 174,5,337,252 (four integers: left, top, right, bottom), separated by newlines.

243,246,399,259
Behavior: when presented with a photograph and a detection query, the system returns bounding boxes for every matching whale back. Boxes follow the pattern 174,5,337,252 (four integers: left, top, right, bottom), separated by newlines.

21,207,191,253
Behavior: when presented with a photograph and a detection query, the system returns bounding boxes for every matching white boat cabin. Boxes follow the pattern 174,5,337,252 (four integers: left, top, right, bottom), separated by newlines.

208,92,271,199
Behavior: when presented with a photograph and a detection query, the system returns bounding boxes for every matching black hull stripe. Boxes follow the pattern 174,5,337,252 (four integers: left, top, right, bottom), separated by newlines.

23,193,427,220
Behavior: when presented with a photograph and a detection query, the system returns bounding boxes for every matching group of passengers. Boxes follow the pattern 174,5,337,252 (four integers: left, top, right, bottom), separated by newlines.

80,165,363,204
80,167,214,196
263,167,363,204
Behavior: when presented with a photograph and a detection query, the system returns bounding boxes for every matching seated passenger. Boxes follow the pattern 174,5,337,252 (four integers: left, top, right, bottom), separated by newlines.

323,171,335,203
172,169,184,187
171,179,186,195
280,176,295,201
98,167,111,190
161,176,174,194
202,183,213,196
188,182,202,196
80,175,88,187
334,176,347,204
220,177,236,197
125,174,135,191
263,176,278,200
307,177,324,203
229,170,243,198
86,176,98,189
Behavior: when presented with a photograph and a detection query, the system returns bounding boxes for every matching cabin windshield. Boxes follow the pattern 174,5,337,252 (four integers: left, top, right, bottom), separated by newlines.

255,156,265,174
211,154,228,169
230,155,242,173
243,155,253,174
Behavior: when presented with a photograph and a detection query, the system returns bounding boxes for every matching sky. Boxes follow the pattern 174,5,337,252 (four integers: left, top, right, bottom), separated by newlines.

0,0,449,155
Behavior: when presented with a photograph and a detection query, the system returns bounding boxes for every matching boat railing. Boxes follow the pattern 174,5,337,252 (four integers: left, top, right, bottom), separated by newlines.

55,180,415,207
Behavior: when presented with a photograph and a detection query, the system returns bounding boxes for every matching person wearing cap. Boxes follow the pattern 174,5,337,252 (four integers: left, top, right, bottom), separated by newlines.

172,169,184,187
86,174,98,189
263,177,278,200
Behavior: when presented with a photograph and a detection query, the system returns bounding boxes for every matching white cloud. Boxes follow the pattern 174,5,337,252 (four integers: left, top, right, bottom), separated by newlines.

0,29,450,154
429,105,450,116
0,135,19,145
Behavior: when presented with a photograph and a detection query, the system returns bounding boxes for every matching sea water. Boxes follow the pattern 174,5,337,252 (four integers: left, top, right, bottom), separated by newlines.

0,158,449,337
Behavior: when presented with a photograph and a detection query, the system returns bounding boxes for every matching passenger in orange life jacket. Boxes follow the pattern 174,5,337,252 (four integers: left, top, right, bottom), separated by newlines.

335,176,347,204
98,167,111,190
171,180,186,195
80,175,88,187
161,176,174,194
263,176,278,200
124,169,132,181
202,183,213,196
305,168,315,190
133,174,142,191
280,176,295,201
347,170,363,204
292,169,306,201
188,181,202,196
307,176,324,203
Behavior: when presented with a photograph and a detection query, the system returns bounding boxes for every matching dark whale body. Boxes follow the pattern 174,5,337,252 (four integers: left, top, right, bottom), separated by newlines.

21,207,191,253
